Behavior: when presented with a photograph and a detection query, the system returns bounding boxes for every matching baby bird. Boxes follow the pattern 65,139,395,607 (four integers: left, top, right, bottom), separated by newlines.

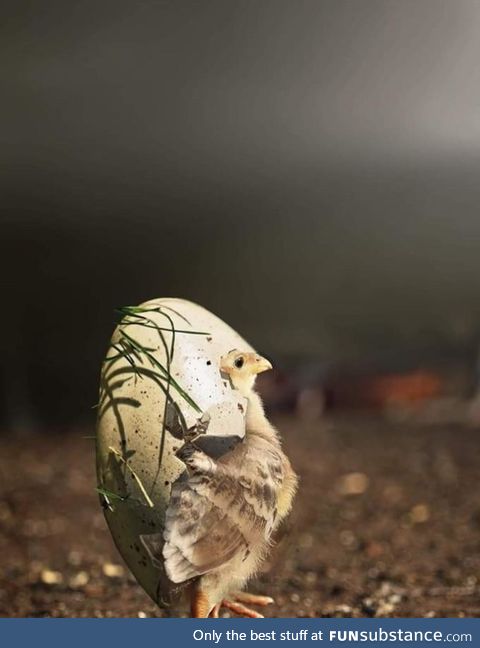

145,350,298,618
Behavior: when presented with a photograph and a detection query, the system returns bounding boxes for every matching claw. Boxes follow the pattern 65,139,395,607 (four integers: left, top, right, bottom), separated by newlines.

233,592,275,606
208,603,221,618
222,599,264,618
215,592,274,618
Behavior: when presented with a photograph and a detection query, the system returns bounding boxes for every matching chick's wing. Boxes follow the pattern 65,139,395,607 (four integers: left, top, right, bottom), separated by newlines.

155,439,285,583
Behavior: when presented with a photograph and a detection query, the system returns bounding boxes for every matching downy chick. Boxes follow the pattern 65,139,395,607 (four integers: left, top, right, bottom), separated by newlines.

143,350,298,617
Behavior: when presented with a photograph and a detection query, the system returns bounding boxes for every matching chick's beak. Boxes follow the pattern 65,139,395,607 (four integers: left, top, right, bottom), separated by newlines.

252,354,273,374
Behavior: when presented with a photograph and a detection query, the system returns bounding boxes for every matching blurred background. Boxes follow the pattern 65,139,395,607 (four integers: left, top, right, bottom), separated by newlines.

2,0,480,618
3,0,480,428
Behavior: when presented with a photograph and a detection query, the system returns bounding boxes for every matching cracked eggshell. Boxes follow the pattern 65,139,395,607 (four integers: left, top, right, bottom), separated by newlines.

96,298,254,608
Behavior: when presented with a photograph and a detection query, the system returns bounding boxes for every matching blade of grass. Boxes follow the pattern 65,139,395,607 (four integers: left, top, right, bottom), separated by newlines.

158,303,192,325
116,307,209,335
108,446,154,508
119,330,201,412
158,309,176,361
95,486,129,501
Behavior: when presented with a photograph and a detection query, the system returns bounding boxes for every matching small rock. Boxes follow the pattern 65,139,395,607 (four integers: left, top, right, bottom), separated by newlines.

40,569,63,585
338,472,369,496
138,611,147,618
410,504,430,524
376,601,396,616
69,571,89,588
335,604,352,615
102,563,124,578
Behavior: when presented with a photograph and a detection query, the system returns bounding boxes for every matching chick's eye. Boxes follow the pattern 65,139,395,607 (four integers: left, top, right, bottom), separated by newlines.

234,357,244,369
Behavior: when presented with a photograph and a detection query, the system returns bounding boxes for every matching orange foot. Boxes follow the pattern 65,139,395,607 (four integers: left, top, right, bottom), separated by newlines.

209,592,274,618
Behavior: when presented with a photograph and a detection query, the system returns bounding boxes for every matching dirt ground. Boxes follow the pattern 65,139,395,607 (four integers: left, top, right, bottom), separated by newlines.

1,415,479,618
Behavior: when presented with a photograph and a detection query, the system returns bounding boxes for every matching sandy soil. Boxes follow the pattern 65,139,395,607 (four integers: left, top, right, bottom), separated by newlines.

1,416,479,617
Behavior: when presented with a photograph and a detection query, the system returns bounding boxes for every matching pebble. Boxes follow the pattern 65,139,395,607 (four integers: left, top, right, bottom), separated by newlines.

69,571,89,588
376,601,396,616
335,604,352,615
338,472,369,496
40,569,63,585
102,563,124,578
410,504,430,524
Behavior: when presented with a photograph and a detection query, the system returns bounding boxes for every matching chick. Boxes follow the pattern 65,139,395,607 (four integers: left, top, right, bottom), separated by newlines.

142,350,297,617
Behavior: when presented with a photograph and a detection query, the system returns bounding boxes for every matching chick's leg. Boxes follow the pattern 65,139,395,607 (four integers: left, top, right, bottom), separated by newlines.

190,586,211,618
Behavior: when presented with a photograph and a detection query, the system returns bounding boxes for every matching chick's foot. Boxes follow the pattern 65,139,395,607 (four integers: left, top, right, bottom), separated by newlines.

209,592,274,618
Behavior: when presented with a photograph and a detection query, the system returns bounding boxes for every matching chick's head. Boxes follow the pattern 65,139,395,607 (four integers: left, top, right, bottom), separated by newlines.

220,349,272,396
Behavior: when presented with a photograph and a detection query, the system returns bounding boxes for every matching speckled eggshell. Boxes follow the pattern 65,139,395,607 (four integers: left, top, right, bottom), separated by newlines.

96,298,254,609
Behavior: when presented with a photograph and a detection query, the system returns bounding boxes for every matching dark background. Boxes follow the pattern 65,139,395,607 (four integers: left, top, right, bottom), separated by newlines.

2,0,480,427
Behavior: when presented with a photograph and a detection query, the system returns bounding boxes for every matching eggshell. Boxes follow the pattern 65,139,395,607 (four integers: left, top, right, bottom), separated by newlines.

96,298,254,609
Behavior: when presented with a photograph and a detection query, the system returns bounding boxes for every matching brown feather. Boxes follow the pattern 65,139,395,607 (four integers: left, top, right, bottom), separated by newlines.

162,431,290,584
